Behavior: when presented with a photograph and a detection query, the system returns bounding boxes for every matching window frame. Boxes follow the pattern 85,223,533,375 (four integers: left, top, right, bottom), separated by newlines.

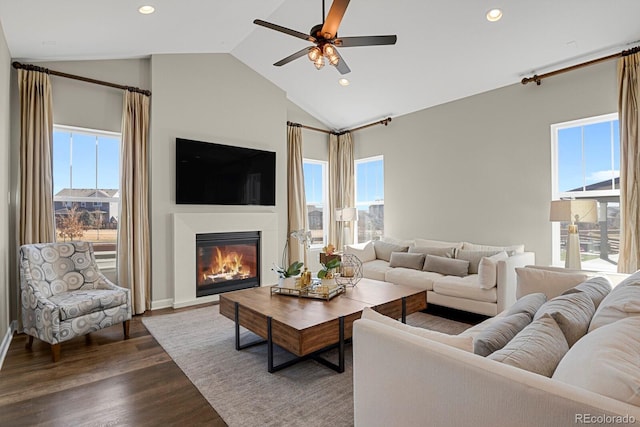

303,158,328,249
354,155,384,244
550,112,619,268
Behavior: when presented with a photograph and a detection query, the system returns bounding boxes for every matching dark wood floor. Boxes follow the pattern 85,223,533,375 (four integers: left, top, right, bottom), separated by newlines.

0,304,227,427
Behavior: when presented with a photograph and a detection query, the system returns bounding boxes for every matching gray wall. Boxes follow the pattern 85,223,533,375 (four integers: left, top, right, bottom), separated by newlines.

353,61,618,266
149,53,291,307
0,22,11,339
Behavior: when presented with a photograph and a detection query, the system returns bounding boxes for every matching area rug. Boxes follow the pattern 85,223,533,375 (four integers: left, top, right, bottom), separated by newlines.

142,305,472,427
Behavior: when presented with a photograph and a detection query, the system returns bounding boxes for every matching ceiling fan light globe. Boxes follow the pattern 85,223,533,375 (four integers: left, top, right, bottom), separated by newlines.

323,44,336,57
308,47,321,62
314,56,325,70
328,54,340,66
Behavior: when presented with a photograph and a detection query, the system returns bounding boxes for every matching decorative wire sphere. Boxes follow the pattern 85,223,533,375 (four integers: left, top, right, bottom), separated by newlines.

335,253,363,287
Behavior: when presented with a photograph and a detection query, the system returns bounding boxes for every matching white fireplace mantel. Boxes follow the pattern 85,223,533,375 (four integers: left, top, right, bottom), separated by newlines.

173,212,278,308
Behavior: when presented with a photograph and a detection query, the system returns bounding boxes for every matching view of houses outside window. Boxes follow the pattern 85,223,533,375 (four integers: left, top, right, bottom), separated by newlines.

303,159,327,247
53,125,120,270
355,156,384,243
551,113,619,271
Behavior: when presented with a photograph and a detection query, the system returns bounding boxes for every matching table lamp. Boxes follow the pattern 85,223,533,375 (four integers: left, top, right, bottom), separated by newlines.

335,207,357,251
549,199,597,269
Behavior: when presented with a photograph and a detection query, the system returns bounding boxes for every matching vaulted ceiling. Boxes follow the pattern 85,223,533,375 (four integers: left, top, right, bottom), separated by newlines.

1,0,639,130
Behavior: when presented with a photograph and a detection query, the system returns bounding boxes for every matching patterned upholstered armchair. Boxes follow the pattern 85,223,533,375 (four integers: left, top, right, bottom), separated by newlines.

20,241,131,362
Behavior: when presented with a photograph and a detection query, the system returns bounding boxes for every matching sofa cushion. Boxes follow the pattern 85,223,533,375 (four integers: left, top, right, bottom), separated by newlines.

389,252,425,270
409,246,455,259
588,270,640,332
473,312,532,357
455,250,502,274
344,241,376,263
361,259,392,282
49,289,129,321
505,292,547,318
561,276,612,309
477,251,509,289
414,238,463,249
462,242,525,254
360,307,474,352
487,313,569,377
552,316,640,406
433,275,498,303
424,255,469,277
384,268,440,291
515,267,589,299
373,240,409,262
534,292,595,347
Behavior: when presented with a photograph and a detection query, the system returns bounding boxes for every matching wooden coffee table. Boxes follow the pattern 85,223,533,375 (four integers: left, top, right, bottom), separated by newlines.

219,278,426,373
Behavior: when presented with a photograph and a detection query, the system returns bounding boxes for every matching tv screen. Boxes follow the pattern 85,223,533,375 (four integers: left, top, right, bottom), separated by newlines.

176,138,276,206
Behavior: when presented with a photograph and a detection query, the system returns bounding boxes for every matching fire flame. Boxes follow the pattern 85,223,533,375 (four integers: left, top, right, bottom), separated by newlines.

200,246,251,283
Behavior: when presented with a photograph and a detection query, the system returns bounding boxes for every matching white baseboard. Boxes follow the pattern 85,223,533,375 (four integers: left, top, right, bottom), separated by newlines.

150,299,174,310
0,320,17,371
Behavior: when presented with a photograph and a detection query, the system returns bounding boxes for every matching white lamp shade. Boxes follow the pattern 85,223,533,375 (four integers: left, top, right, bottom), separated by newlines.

549,200,598,224
336,207,357,222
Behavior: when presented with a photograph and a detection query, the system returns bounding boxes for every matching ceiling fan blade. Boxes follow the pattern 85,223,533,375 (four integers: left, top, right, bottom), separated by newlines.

254,19,316,42
320,0,350,39
333,49,351,75
273,47,311,67
335,35,397,47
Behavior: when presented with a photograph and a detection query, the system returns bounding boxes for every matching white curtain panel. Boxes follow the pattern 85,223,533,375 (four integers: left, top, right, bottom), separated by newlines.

117,90,151,314
328,132,355,250
17,68,55,245
618,51,640,273
287,124,308,266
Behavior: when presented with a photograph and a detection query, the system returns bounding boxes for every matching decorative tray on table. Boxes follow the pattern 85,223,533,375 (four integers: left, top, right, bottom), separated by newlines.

271,279,345,301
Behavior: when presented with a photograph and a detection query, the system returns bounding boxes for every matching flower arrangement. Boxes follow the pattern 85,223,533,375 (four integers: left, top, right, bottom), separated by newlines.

318,257,341,280
272,229,312,281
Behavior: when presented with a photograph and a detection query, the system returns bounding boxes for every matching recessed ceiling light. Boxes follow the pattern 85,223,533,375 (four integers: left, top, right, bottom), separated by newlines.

138,5,155,14
486,8,503,22
338,78,350,86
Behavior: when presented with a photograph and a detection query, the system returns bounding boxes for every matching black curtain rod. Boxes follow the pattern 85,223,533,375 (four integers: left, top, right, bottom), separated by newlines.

522,45,640,86
287,117,392,136
12,61,151,96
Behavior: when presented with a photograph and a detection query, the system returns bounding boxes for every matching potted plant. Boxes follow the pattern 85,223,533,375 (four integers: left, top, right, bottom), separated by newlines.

272,261,304,287
317,257,341,287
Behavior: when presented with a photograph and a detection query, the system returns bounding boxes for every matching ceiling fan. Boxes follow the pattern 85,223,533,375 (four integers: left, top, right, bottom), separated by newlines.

253,0,397,74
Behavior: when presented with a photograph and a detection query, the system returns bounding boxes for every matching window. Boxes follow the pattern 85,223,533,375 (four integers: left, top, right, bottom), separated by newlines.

303,159,327,247
53,125,120,265
551,113,619,271
355,156,384,243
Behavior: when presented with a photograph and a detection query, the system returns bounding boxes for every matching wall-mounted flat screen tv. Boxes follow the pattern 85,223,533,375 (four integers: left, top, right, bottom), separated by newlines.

176,138,276,206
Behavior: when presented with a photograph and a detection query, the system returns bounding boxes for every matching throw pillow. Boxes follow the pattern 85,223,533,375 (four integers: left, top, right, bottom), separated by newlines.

534,292,595,347
588,270,640,332
473,312,531,357
413,238,463,249
455,250,502,274
389,252,425,270
477,251,509,289
505,293,547,318
515,267,589,299
487,313,569,377
409,246,455,258
561,276,612,310
423,255,469,277
462,242,525,254
373,240,409,262
344,241,376,263
360,307,474,352
552,316,640,407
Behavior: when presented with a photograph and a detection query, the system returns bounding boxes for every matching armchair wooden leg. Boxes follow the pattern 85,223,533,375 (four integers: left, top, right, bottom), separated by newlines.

123,320,130,339
51,343,61,363
25,335,33,349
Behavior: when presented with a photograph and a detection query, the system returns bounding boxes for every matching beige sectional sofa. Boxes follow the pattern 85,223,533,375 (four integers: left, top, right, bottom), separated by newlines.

353,267,640,427
345,237,535,316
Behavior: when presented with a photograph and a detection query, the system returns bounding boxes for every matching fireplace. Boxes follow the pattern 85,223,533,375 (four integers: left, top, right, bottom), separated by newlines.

196,231,260,297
